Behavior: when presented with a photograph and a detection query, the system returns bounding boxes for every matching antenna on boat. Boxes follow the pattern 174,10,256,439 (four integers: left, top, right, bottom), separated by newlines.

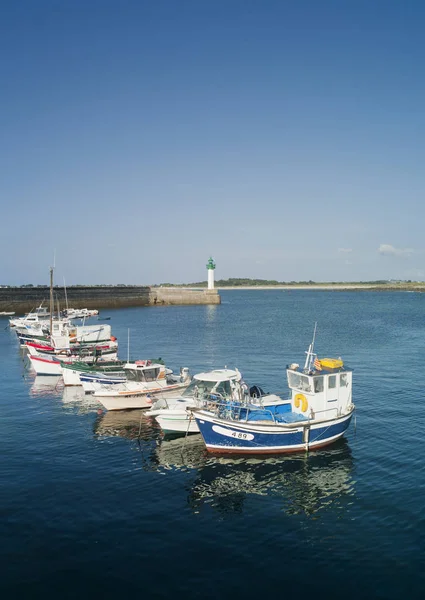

49,265,54,338
303,322,317,372
63,277,68,312
127,328,130,363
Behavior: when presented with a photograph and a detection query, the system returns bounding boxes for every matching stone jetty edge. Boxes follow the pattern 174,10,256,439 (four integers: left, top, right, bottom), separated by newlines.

0,286,221,313
1,283,423,313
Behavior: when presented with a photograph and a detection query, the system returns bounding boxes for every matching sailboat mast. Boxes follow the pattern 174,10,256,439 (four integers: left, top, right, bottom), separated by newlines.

49,266,54,336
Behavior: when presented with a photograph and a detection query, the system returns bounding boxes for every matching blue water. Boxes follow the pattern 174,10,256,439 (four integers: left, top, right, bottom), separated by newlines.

1,290,424,599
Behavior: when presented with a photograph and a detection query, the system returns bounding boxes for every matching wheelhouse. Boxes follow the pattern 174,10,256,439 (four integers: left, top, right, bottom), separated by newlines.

287,359,353,419
125,364,166,382
181,369,241,400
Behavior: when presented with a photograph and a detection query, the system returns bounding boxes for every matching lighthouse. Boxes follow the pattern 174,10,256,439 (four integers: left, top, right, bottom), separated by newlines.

206,257,216,290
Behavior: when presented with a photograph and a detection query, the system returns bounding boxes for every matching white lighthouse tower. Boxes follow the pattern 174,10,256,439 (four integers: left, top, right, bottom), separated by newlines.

206,257,216,290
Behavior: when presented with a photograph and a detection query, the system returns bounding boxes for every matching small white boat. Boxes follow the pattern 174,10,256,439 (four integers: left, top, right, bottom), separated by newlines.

28,354,64,376
146,369,282,434
63,308,99,318
62,360,125,386
28,349,119,375
10,304,50,328
93,363,191,410
0,311,15,316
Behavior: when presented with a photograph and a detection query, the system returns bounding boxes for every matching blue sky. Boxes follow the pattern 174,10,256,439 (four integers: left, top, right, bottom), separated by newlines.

1,0,425,284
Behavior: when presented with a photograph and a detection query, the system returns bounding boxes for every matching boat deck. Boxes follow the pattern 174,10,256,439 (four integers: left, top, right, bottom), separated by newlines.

246,410,308,424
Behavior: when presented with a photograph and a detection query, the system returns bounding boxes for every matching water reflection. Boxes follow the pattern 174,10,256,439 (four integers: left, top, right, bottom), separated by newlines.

62,386,101,413
205,304,218,323
29,375,63,397
94,411,356,515
94,409,160,442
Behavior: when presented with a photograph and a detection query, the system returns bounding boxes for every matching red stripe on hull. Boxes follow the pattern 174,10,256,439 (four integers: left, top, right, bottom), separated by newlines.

30,356,62,365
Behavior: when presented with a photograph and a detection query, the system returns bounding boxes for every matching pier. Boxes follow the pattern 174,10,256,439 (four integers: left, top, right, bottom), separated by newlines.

0,286,221,314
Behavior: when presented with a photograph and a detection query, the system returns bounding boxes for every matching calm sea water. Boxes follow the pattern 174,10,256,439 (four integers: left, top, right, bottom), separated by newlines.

0,290,424,599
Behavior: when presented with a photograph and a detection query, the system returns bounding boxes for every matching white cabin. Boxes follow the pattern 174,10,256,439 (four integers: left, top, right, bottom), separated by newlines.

287,358,353,421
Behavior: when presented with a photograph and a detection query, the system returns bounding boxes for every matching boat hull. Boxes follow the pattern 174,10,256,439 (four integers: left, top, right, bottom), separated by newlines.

192,409,354,454
95,384,189,410
62,364,124,387
155,411,200,434
29,355,65,376
148,393,286,435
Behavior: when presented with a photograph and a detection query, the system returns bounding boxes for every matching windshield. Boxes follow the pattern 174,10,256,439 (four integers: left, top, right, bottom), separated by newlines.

287,371,312,393
126,368,160,382
182,378,232,399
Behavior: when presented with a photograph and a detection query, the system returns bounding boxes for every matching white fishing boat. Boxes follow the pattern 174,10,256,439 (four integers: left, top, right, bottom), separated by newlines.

28,346,119,375
63,308,99,318
28,354,64,376
25,338,118,357
93,363,191,410
62,360,126,386
146,369,282,434
10,303,50,328
79,361,177,394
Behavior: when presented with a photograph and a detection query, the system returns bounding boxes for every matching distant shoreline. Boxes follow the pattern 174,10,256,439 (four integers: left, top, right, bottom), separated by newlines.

180,284,425,292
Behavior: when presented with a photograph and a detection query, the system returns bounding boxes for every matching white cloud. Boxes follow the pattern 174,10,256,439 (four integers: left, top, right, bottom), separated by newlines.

378,244,413,258
338,248,353,254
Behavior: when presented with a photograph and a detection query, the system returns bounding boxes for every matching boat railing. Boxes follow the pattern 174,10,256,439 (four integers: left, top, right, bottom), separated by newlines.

200,400,343,425
201,396,277,423
311,407,339,420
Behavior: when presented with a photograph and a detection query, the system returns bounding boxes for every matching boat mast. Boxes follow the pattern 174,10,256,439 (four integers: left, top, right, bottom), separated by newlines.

303,322,317,371
49,266,54,337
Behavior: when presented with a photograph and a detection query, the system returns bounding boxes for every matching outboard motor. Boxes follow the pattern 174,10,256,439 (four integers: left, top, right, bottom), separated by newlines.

249,385,265,399
180,367,191,383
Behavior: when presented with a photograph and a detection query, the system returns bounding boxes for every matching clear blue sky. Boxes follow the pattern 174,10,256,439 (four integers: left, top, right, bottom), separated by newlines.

1,0,424,284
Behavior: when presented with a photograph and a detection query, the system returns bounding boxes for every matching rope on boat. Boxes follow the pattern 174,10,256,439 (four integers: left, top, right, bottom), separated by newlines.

137,410,143,438
182,411,193,455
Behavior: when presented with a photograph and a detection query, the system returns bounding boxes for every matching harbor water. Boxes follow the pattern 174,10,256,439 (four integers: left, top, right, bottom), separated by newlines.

0,290,424,599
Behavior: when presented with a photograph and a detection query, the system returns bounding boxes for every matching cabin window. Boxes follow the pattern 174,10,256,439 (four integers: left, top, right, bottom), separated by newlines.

144,368,159,382
314,378,324,393
328,375,337,389
214,380,232,397
288,372,312,392
182,379,217,398
340,373,348,387
126,368,160,382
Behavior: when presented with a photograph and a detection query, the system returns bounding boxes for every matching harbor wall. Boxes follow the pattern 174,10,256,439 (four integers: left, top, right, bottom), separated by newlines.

0,286,221,314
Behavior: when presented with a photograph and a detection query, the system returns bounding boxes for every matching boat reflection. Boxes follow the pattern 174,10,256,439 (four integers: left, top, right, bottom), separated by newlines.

93,411,356,515
62,385,101,413
94,409,160,442
29,375,63,397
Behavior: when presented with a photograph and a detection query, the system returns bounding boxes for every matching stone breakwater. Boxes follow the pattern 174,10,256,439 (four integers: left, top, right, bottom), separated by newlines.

0,286,221,314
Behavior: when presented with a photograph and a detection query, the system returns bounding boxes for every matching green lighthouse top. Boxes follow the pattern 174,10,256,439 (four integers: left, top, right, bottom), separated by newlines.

206,257,216,270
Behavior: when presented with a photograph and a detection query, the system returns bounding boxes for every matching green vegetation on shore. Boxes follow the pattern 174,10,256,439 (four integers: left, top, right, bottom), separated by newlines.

154,278,414,288
2,278,424,289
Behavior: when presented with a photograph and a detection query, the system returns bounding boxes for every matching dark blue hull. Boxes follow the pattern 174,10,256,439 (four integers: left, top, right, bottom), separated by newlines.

193,410,354,454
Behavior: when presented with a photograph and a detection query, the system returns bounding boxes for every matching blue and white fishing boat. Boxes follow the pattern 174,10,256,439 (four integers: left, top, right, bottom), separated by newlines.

190,331,355,454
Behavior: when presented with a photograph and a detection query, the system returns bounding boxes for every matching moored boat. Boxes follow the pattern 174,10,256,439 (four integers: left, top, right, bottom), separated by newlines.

146,369,282,434
62,360,126,386
93,363,192,410
190,334,355,454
